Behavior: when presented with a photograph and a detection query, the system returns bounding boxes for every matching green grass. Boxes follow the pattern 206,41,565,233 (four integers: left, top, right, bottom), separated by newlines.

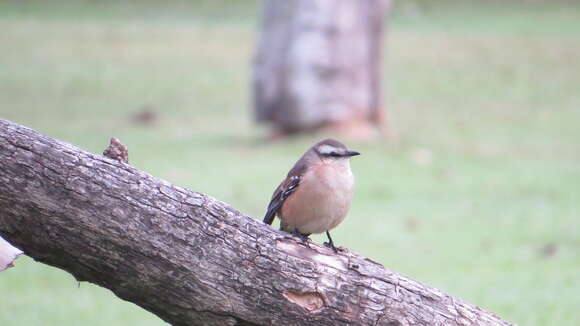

1,1,579,325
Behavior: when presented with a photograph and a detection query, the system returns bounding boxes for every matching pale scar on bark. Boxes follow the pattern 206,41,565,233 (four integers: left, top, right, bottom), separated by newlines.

282,290,325,312
276,239,349,271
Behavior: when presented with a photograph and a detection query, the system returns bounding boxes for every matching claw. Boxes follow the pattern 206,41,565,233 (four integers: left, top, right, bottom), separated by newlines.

324,241,338,253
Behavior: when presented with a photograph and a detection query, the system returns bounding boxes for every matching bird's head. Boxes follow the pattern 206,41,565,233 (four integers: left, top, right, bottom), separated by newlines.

314,139,360,161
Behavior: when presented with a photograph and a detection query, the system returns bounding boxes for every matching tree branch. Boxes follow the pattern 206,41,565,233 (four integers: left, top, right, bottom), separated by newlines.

0,119,514,326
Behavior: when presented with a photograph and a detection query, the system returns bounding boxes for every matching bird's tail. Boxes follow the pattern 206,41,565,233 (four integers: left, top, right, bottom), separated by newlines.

263,209,276,225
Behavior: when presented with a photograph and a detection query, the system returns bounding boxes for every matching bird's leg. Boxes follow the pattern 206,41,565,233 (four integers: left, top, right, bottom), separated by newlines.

324,231,339,253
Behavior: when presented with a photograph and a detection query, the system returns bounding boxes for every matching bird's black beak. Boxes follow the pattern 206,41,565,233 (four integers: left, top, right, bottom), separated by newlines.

345,150,361,157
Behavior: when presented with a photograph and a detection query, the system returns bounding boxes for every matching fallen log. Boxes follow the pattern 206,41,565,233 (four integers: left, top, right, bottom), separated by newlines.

0,119,514,326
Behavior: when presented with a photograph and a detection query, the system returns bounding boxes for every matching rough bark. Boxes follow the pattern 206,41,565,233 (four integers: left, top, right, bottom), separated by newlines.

0,119,514,326
253,0,389,136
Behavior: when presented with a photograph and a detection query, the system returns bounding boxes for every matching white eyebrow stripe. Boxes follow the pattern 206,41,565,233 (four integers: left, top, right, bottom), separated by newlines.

317,144,338,155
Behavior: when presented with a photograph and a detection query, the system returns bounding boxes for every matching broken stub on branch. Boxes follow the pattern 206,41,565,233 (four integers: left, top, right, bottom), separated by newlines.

102,137,129,163
0,235,23,271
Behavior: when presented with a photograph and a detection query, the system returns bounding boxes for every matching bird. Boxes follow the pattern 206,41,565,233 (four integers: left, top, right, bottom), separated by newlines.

263,139,360,252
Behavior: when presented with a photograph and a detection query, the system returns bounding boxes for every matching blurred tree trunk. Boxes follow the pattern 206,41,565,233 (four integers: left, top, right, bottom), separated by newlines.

253,0,390,137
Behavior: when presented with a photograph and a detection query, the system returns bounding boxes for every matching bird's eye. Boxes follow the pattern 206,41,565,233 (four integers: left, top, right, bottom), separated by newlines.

329,151,341,157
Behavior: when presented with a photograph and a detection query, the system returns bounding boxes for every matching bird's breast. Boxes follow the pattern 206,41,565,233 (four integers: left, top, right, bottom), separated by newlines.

280,160,355,235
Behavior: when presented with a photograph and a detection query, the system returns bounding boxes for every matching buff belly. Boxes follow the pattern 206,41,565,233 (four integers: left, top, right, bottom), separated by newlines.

279,161,354,235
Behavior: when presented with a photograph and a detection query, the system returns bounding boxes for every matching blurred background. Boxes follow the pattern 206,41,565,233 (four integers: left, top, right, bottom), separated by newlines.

0,0,579,325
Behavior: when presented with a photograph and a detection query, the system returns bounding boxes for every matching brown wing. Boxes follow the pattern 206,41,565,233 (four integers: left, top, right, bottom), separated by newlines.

263,156,310,225
263,175,301,225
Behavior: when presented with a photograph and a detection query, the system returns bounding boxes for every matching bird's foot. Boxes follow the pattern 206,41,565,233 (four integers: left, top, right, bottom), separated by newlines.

324,231,343,253
292,230,310,243
323,241,341,253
